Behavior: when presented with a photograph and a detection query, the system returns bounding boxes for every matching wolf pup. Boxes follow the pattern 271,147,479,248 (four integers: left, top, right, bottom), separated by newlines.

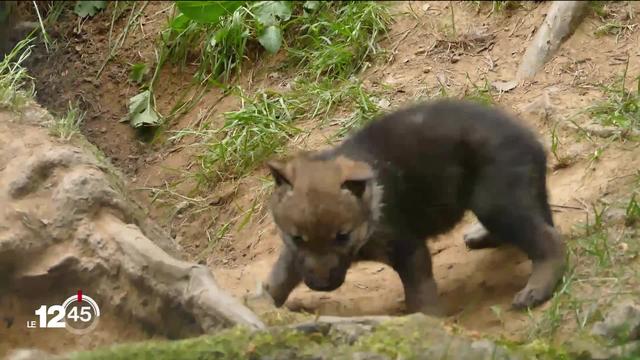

263,99,566,315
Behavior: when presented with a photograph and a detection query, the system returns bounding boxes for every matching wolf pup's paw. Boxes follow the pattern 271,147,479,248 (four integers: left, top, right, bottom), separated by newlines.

511,285,551,309
244,280,277,313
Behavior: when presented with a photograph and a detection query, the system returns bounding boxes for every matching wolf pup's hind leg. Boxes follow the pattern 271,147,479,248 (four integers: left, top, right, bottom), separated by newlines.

471,163,565,309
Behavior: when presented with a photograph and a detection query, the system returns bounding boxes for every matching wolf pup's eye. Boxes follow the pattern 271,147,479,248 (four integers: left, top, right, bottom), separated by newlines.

335,231,351,245
290,235,304,245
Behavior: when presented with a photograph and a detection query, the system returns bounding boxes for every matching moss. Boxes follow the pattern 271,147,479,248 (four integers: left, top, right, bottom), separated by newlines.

69,326,332,360
72,315,575,360
354,317,418,358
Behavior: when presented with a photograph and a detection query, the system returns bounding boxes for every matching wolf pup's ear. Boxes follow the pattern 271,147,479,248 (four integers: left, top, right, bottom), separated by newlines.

341,179,368,198
337,157,374,199
267,160,292,188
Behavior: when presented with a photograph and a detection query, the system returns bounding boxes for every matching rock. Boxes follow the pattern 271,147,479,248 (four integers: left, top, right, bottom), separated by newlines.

330,322,373,345
5,349,57,360
0,104,264,349
352,352,390,360
591,301,640,341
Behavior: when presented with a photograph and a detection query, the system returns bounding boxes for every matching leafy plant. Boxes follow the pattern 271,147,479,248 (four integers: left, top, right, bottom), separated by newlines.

74,0,107,18
161,1,390,83
125,90,161,128
129,63,149,85
175,1,245,24
287,1,392,79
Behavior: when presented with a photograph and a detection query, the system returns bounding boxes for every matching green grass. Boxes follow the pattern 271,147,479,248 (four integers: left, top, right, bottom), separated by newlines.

0,36,34,109
160,1,391,84
461,76,495,106
588,60,640,133
529,194,640,342
333,83,382,139
287,1,392,80
68,315,559,360
625,192,640,226
161,6,253,84
49,101,85,140
183,78,383,187
196,88,305,184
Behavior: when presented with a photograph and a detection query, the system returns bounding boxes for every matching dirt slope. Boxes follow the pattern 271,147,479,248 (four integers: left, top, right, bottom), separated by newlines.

18,0,640,350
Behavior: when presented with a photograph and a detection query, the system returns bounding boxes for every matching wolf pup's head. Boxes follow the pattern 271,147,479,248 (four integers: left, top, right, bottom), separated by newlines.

267,153,382,292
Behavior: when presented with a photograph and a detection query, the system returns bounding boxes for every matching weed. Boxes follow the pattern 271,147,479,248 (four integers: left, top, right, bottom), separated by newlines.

129,63,149,85
550,123,572,168
588,58,640,132
588,1,609,18
594,21,637,41
196,221,232,263
461,76,494,106
96,1,148,79
448,1,456,38
197,89,304,185
591,1,636,42
625,192,640,226
577,229,612,268
49,101,85,141
31,1,52,52
293,78,381,125
43,1,67,25
162,1,293,83
529,268,577,339
333,83,382,139
196,9,251,83
0,36,34,109
287,1,392,80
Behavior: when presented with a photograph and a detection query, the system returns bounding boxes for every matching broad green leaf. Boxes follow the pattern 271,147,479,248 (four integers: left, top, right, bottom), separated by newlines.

168,13,190,32
127,90,161,128
257,25,282,54
253,1,292,27
129,63,148,85
176,1,244,24
74,1,107,18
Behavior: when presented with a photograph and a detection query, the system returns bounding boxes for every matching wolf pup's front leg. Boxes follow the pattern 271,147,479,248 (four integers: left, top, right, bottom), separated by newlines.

392,241,444,316
264,245,302,307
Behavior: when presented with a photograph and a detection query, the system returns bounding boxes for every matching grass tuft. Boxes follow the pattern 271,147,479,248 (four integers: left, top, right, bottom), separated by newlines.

0,36,34,109
287,1,391,80
196,88,305,184
588,59,640,133
49,101,85,141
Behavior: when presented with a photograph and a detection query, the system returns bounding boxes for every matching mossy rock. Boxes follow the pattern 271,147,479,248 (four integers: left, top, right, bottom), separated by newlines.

66,314,535,360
